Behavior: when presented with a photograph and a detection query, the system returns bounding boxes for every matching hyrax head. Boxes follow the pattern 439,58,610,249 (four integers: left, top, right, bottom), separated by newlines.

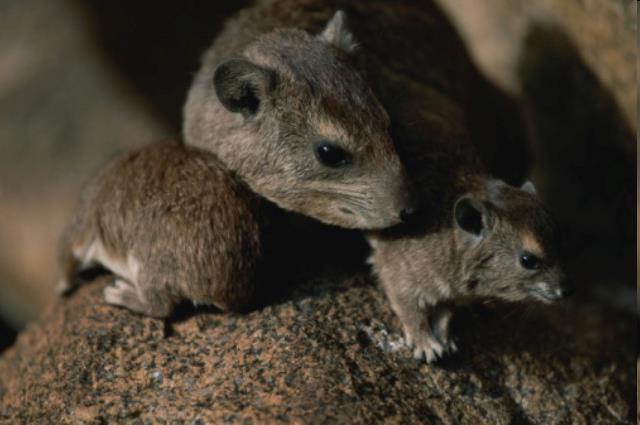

184,11,414,229
452,180,569,303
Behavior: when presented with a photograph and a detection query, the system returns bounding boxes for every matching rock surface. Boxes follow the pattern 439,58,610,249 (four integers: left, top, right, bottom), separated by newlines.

435,0,636,132
0,274,634,424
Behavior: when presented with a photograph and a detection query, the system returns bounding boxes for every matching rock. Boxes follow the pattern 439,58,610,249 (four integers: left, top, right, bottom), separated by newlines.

435,0,636,132
0,275,634,424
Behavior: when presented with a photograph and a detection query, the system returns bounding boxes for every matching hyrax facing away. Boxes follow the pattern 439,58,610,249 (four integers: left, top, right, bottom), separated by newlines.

58,142,274,317
184,11,415,229
367,70,567,361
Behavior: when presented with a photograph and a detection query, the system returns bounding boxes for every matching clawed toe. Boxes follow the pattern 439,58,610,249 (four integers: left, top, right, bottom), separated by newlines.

103,285,127,306
103,278,145,313
409,334,458,363
411,336,442,363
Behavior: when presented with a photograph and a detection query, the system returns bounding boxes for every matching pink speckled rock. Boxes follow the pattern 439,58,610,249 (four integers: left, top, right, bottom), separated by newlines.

0,275,634,424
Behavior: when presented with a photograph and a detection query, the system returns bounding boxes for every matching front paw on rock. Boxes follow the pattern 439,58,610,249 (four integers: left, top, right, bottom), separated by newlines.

407,334,458,363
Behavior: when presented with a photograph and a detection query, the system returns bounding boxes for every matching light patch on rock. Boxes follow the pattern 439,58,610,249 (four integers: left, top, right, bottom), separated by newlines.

359,323,406,353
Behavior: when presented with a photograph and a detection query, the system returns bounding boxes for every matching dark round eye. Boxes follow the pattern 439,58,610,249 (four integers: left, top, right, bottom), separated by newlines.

520,252,542,270
313,141,351,168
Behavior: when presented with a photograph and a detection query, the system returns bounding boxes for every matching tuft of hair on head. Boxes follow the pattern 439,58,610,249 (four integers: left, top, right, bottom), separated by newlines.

318,10,359,53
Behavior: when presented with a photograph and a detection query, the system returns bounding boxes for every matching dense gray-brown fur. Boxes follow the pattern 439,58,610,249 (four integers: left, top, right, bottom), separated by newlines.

184,1,531,199
57,142,276,317
181,1,543,357
369,171,568,362
369,85,566,361
184,10,415,229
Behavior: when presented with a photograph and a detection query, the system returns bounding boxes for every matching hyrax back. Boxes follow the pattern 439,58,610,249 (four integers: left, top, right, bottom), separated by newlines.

58,142,267,317
184,11,414,229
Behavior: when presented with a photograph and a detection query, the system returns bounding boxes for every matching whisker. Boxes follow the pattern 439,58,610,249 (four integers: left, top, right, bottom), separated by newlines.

294,188,373,211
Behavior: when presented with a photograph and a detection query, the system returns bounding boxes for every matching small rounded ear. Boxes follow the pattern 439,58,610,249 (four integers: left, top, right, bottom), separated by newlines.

319,10,358,53
520,180,537,196
454,197,488,237
213,59,277,117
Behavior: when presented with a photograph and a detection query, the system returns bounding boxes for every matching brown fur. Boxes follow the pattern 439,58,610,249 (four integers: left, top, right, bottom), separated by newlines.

369,176,567,362
183,10,414,229
368,74,566,361
368,65,564,361
180,1,541,356
57,142,274,317
183,0,531,184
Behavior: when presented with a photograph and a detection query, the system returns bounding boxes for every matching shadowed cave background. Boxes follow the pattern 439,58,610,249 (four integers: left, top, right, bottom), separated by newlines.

0,0,635,358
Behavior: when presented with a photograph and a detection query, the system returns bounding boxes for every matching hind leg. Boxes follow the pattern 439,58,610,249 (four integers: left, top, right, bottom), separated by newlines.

429,307,457,355
56,253,81,295
57,237,93,295
103,278,147,314
103,276,174,318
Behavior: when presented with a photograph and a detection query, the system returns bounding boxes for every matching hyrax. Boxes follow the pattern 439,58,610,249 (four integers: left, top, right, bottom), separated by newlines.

184,1,531,191
57,142,276,317
183,10,415,229
365,37,567,361
369,176,569,363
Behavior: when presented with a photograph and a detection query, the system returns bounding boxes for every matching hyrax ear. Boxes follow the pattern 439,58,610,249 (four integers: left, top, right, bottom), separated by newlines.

520,180,537,196
213,59,277,117
319,10,358,53
454,197,489,238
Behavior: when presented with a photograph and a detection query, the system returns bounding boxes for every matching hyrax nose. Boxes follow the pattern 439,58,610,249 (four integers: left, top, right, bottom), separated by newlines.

557,285,574,299
553,279,573,300
399,206,418,223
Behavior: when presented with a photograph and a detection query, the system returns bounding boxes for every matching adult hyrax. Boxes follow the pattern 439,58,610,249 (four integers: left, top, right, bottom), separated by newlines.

57,142,276,317
184,10,415,229
184,1,531,208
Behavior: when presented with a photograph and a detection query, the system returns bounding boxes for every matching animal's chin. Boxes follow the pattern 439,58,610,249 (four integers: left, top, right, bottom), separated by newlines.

318,215,401,230
527,290,557,304
353,216,403,230
262,192,401,230
312,208,402,230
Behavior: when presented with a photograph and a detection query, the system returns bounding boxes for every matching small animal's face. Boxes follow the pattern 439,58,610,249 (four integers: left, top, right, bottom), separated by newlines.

454,181,568,303
207,12,414,229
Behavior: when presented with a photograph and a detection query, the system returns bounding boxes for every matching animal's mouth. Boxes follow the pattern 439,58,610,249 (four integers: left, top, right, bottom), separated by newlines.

528,288,560,303
286,188,402,229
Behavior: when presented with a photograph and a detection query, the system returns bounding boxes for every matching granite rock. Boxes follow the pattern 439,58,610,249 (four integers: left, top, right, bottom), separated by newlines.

0,275,634,424
436,0,636,132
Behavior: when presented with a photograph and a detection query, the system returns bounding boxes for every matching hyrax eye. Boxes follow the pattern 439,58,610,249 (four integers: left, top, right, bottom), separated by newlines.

313,141,351,168
520,252,542,270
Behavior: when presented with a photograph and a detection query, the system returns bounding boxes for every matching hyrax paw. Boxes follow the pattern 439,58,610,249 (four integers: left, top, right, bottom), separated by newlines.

103,278,144,311
445,339,458,354
405,330,457,363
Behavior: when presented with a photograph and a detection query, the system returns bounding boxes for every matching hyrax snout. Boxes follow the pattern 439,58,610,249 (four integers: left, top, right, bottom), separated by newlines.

58,142,271,317
369,178,568,362
184,11,414,229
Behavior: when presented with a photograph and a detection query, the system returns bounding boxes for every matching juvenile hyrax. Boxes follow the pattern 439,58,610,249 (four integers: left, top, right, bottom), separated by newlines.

57,142,273,317
183,11,414,229
369,178,569,363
